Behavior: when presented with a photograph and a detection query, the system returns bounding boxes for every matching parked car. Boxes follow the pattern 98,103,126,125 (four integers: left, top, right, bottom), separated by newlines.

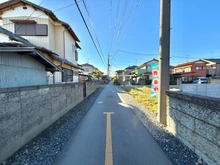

193,77,208,84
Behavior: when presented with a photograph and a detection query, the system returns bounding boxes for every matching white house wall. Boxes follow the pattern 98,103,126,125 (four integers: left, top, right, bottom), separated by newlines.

0,33,16,42
0,52,47,88
54,25,65,58
48,18,56,53
64,31,77,65
54,72,62,83
2,6,50,49
73,75,79,82
82,66,95,75
2,16,50,49
47,71,79,84
2,6,48,19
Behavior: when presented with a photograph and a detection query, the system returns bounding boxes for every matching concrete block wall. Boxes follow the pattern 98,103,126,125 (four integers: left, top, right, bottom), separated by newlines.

0,82,100,163
180,84,220,98
166,91,220,165
86,81,99,97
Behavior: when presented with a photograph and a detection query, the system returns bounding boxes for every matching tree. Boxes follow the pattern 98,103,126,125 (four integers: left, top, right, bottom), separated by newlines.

169,74,177,85
92,71,101,79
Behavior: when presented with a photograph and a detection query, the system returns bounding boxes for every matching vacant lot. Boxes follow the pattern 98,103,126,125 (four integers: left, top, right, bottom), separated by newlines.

121,86,158,114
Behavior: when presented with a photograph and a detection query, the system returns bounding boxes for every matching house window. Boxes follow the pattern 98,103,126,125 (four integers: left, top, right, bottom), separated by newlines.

72,44,75,52
62,68,73,82
75,50,78,61
84,68,89,72
146,65,151,72
183,67,191,72
196,66,203,70
15,24,48,36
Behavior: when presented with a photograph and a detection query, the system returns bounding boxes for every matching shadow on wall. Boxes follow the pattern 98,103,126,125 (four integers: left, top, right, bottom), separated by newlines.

166,91,220,165
116,89,202,165
0,81,100,164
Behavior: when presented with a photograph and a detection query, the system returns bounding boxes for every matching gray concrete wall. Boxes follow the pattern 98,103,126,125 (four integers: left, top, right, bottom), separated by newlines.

211,77,220,84
0,81,100,163
166,91,220,165
180,84,220,98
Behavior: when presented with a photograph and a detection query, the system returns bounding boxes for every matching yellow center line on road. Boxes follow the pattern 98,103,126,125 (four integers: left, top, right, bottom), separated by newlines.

103,112,115,165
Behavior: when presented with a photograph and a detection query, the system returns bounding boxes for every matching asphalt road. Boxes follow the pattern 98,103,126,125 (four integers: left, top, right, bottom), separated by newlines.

54,83,173,165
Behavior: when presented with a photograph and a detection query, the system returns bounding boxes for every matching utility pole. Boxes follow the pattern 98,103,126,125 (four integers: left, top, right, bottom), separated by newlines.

107,54,110,77
158,0,171,125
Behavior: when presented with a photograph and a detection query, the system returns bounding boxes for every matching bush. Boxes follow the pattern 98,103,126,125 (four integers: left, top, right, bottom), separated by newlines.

113,77,121,85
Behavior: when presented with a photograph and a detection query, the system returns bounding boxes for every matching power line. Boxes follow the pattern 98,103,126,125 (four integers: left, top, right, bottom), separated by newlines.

117,49,201,59
117,49,157,56
2,1,82,27
74,0,107,68
15,0,45,33
109,0,128,55
110,0,142,65
112,0,141,55
82,0,107,65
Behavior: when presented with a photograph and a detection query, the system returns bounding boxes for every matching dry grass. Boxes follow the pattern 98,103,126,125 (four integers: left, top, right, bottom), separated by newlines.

122,86,158,115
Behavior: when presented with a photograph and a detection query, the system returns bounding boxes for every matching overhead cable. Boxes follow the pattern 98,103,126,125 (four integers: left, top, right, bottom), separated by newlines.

2,1,82,27
74,0,107,68
82,0,107,66
15,0,45,33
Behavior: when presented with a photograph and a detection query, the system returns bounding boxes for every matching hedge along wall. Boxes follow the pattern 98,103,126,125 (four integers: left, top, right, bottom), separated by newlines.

166,91,220,165
0,81,100,163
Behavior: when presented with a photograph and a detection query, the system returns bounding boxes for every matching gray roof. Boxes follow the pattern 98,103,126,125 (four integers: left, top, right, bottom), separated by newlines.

125,65,137,70
81,63,98,70
204,58,220,64
81,63,94,67
136,58,158,69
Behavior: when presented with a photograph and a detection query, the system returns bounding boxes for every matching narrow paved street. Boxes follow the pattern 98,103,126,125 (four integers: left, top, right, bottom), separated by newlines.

54,83,173,165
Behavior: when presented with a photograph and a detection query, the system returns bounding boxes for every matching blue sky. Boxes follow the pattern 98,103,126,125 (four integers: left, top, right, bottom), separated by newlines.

1,0,220,75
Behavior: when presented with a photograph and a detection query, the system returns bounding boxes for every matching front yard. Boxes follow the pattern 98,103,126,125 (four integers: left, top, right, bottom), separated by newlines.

121,86,158,115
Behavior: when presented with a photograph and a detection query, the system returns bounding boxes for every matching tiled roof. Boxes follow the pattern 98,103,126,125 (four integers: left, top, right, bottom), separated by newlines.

125,65,137,69
204,58,220,64
173,59,207,68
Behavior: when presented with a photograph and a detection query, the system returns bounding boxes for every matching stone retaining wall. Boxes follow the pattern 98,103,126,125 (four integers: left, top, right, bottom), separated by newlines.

166,91,220,165
0,81,100,163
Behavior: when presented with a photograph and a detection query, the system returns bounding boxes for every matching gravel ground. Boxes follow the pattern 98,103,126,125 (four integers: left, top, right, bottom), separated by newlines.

1,86,104,165
116,86,207,165
1,85,207,165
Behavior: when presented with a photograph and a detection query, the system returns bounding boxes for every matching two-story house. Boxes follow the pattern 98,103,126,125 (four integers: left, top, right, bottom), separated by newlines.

79,63,102,81
0,27,62,88
172,59,207,84
123,65,137,82
115,70,124,83
81,63,99,76
0,0,81,87
203,58,220,77
134,59,159,85
115,65,137,84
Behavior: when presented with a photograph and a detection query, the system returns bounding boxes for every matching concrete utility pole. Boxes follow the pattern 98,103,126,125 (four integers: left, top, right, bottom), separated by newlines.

107,54,110,77
158,0,171,125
